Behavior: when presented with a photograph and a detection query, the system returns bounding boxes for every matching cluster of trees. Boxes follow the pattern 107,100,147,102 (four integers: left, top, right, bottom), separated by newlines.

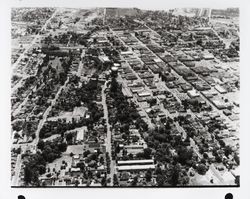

106,152,111,174
142,118,195,186
177,111,238,170
226,46,239,58
12,120,25,132
154,163,189,186
136,148,152,160
24,138,67,186
33,55,72,115
113,174,119,186
108,78,142,125
51,76,102,119
22,120,37,139
108,78,149,160
16,76,37,97
181,99,211,113
40,78,105,138
12,61,64,134
39,118,86,138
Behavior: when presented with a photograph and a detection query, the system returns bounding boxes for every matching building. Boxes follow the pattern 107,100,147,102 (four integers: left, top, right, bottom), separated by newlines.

117,164,156,172
76,126,87,144
215,85,227,94
187,89,200,98
98,55,110,63
117,159,154,166
117,159,155,172
124,144,144,154
111,66,118,77
138,91,151,97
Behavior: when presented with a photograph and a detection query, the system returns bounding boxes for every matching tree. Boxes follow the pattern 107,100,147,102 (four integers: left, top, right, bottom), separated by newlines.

182,99,188,110
155,165,162,175
101,177,107,186
37,140,45,150
131,176,138,186
24,165,32,184
128,153,133,160
58,142,67,152
99,156,104,165
113,174,119,186
224,146,233,157
177,146,193,165
197,164,207,175
37,164,46,175
31,133,36,140
196,39,203,46
110,77,119,93
235,80,239,88
235,176,240,186
234,154,240,165
76,162,85,171
145,169,152,182
169,164,181,186
14,132,20,139
219,139,226,148
156,174,165,186
203,152,208,159
75,180,80,187
143,148,152,159
83,150,90,157
66,133,73,142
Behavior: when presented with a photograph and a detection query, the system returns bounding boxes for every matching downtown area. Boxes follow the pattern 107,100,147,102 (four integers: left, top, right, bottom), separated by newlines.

11,7,239,187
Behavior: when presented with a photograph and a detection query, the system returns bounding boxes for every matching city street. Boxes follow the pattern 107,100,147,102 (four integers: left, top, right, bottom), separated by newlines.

101,82,115,186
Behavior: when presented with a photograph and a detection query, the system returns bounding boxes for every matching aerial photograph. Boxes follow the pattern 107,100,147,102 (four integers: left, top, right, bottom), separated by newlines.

11,7,239,187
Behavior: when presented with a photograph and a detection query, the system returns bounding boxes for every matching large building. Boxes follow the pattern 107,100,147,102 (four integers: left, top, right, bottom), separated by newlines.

117,159,155,172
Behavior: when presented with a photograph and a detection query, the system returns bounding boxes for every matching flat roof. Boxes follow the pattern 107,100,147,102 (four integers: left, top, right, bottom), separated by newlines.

121,51,133,55
117,159,154,165
76,128,86,141
117,164,155,171
215,85,227,93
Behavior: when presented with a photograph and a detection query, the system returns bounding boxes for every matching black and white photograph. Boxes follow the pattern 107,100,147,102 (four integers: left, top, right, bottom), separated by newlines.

1,0,250,198
9,6,240,187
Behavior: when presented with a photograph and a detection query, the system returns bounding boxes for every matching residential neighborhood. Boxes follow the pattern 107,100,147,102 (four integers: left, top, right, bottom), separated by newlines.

11,7,239,187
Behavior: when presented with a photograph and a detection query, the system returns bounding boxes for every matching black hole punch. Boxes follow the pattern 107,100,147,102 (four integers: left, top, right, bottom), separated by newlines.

18,195,26,199
225,193,233,199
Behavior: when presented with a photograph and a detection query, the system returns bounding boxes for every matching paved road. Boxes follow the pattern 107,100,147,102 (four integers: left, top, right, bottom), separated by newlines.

101,82,115,186
33,77,70,149
210,164,225,184
77,50,85,76
11,154,21,186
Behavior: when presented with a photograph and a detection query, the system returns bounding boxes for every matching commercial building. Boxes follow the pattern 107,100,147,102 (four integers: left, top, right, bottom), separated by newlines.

187,89,200,98
117,159,155,171
117,164,155,171
215,85,227,94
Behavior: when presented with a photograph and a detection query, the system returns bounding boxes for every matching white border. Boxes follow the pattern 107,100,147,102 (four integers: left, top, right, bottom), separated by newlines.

1,0,249,199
